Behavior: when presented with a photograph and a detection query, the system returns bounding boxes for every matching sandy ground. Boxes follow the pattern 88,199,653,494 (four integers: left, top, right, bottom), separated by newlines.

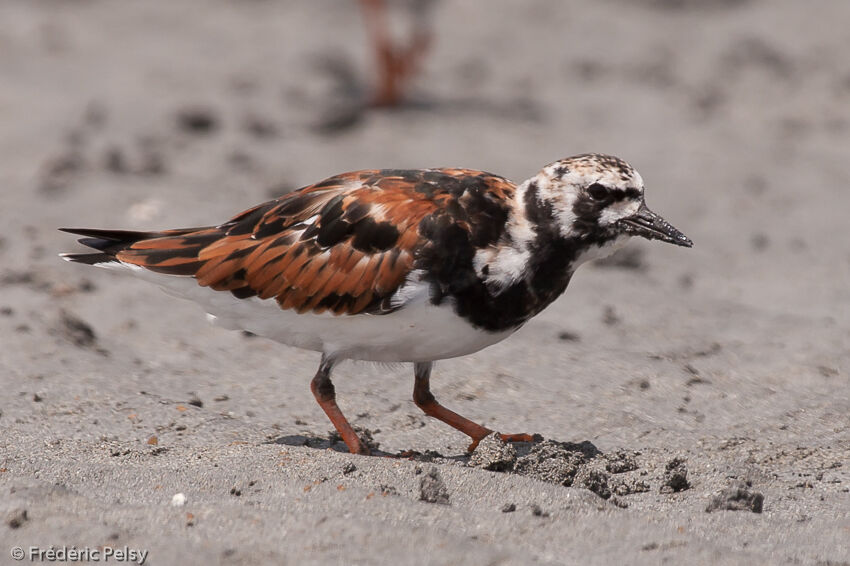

1,1,849,564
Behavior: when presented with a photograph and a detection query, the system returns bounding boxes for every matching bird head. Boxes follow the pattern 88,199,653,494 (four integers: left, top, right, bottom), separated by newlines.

527,153,692,254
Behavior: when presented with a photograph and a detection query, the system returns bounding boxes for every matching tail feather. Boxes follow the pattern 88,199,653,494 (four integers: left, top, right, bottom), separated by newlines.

59,228,157,257
59,226,216,274
59,251,116,266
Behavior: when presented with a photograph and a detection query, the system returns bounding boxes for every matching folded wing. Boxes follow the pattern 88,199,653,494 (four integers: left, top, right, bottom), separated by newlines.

63,171,445,315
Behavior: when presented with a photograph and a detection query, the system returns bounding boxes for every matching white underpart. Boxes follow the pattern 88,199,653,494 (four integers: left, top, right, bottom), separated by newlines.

82,260,513,363
472,180,535,292
574,234,632,266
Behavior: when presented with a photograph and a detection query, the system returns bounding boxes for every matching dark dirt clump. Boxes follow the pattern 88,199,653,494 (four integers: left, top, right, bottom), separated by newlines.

468,433,517,471
706,481,764,513
604,450,639,474
661,457,690,493
574,467,611,499
419,467,450,505
468,439,653,501
512,440,599,486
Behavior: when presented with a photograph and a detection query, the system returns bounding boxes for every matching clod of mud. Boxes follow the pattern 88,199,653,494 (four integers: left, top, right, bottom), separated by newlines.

574,467,611,499
513,440,598,486
468,433,517,471
611,476,651,496
604,450,639,474
469,439,647,501
661,457,690,493
419,467,450,505
706,481,764,513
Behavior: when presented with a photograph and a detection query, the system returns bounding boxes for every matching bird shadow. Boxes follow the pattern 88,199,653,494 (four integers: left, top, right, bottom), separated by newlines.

266,433,601,464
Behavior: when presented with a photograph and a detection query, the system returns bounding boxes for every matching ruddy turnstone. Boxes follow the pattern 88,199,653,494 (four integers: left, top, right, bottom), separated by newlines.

61,153,691,455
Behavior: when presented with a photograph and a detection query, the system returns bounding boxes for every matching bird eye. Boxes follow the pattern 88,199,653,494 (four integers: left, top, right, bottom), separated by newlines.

587,183,609,201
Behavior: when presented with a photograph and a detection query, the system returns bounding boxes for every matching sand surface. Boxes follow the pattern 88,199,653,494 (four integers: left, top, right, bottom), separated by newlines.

1,1,849,564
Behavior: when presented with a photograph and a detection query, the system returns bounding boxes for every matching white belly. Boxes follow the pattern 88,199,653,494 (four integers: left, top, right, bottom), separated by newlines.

123,266,514,362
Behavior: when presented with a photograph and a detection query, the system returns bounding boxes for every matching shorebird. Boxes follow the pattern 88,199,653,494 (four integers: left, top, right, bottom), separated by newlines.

61,153,692,455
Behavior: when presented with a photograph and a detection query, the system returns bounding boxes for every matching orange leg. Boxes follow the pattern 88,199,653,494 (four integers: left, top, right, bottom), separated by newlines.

358,0,431,107
311,356,370,455
412,362,537,452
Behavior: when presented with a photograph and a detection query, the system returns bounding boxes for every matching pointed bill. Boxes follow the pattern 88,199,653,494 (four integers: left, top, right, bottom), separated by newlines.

618,202,692,247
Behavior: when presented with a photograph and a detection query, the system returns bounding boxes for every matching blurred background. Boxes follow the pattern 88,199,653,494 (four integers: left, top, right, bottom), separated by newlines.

1,0,848,448
1,1,849,563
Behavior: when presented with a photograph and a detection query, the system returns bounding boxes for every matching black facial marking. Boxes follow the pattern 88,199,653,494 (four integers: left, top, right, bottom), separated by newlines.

587,183,609,201
523,181,556,229
572,191,605,235
413,174,622,332
607,187,641,202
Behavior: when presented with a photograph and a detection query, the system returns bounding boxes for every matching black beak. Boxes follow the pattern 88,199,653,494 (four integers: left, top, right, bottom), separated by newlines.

618,202,693,247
